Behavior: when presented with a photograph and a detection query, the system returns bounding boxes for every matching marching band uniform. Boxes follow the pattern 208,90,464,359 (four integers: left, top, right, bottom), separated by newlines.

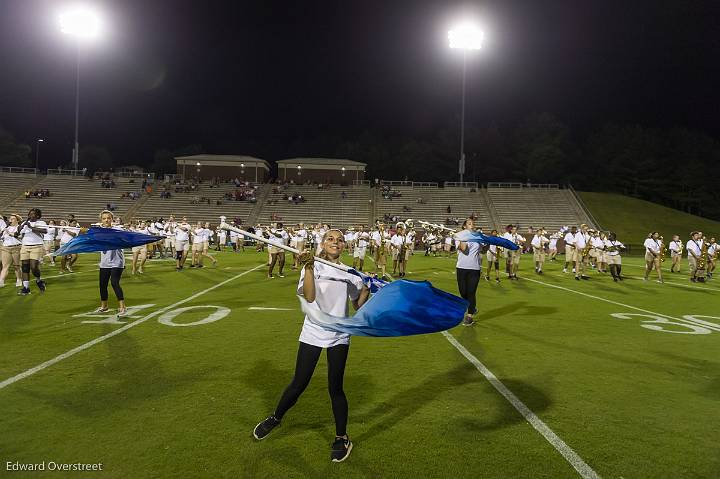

686,234,703,282
563,228,576,273
531,231,549,274
668,237,682,273
643,234,663,283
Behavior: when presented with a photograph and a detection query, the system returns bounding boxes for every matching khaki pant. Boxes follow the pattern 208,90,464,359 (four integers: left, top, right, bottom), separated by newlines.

565,245,575,263
688,255,698,276
533,248,545,263
1,245,21,267
607,254,621,265
507,250,521,265
20,244,44,261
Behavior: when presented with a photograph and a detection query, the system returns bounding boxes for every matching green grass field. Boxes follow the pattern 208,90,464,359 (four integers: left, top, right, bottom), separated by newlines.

579,192,720,248
1,248,718,478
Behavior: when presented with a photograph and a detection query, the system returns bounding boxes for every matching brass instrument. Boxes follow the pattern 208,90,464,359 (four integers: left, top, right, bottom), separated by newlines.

581,231,594,258
697,241,709,271
658,236,667,262
377,223,387,259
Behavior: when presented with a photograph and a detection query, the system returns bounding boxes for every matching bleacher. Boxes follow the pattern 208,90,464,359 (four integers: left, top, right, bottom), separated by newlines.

487,186,594,231
3,175,145,224
375,186,493,231
0,173,42,209
256,184,371,228
135,182,263,225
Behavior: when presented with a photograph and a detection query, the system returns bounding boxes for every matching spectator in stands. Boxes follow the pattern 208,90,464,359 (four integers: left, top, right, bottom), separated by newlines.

447,206,452,214
341,191,347,200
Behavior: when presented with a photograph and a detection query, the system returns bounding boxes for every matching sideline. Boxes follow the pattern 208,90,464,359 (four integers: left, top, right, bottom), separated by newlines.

0,264,265,391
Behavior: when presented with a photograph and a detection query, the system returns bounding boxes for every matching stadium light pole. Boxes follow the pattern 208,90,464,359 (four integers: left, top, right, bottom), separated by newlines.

448,22,483,184
35,139,44,171
59,5,103,171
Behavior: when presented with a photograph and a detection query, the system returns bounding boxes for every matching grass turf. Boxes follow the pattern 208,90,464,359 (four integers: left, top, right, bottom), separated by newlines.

579,192,720,247
1,249,719,478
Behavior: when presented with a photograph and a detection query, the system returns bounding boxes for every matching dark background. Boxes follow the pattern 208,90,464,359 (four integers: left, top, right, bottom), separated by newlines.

1,0,719,217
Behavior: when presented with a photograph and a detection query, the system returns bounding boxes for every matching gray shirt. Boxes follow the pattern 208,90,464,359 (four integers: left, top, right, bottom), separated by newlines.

99,227,125,268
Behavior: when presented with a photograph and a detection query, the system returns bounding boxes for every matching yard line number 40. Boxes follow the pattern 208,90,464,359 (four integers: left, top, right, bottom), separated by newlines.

73,304,231,327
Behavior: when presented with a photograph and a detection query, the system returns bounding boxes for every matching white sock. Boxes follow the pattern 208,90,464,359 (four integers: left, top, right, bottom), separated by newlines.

23,280,30,288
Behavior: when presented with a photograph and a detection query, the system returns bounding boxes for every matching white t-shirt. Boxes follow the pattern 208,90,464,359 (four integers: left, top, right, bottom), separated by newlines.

296,229,307,241
43,227,56,241
59,228,76,245
297,262,364,348
604,239,624,256
686,239,702,258
444,236,452,246
175,224,190,242
564,232,576,247
574,232,588,250
391,235,404,249
644,238,661,255
591,237,604,248
455,241,481,270
344,232,354,243
20,220,47,246
669,240,682,253
354,232,368,249
2,225,21,247
549,238,558,249
192,228,205,244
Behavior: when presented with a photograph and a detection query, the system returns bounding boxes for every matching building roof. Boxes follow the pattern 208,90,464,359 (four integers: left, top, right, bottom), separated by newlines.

175,154,270,169
277,157,366,168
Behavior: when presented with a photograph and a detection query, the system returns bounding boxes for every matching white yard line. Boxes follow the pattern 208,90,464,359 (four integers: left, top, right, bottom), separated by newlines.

442,331,600,479
0,264,265,391
248,307,292,311
522,277,720,332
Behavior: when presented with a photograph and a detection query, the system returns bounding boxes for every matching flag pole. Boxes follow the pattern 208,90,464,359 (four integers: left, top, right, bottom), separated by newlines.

219,217,353,273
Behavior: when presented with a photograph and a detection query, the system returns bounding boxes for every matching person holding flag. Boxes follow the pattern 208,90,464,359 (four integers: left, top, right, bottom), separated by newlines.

454,218,482,326
253,229,369,462
94,210,128,316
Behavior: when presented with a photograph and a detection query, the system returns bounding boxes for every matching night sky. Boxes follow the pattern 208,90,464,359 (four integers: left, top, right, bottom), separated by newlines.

1,0,719,168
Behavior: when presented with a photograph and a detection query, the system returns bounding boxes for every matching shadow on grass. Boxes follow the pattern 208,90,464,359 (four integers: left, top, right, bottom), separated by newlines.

17,324,206,416
0,294,39,333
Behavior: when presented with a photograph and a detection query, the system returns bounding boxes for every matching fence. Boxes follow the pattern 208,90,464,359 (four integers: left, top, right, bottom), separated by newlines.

47,168,86,176
0,166,38,175
487,182,560,189
444,181,479,188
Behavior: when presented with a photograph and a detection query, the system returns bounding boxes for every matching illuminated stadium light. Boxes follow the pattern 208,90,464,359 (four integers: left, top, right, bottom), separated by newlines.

59,5,103,39
448,23,484,50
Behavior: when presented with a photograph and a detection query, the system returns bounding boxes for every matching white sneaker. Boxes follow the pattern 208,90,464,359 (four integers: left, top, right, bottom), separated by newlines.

0,282,5,288
117,308,129,317
16,279,22,287
66,265,74,273
563,268,567,273
93,306,110,313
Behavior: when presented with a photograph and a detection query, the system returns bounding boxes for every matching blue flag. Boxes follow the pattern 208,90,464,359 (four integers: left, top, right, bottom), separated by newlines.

300,279,468,337
346,268,388,293
454,230,520,250
53,227,160,256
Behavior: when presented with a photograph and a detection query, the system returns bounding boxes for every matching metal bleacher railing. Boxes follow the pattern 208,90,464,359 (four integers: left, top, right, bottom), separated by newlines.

444,181,479,188
0,166,38,175
487,182,560,189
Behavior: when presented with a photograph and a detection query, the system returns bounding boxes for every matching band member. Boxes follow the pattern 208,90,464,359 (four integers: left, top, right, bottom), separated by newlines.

163,216,177,257
548,233,559,262
596,232,609,274
485,229,501,283
95,210,128,317
573,225,591,280
590,231,604,271
502,225,524,280
352,226,369,272
229,227,240,252
391,223,406,276
58,219,80,273
707,237,717,279
686,231,703,282
455,218,481,326
292,223,308,270
268,223,289,278
216,226,227,251
17,208,48,295
253,230,369,463
443,234,453,257
531,228,549,274
372,223,388,278
668,235,682,273
643,232,663,283
42,220,57,265
0,214,23,288
174,217,191,271
604,232,626,281
563,226,577,273
344,228,355,255
404,226,415,272
131,220,149,274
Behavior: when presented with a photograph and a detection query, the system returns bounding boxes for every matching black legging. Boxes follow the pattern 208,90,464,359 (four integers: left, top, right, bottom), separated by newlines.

274,341,349,436
456,267,480,315
99,267,124,301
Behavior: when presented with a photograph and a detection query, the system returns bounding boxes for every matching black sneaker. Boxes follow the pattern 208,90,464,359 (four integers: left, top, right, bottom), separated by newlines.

331,437,353,462
18,287,30,296
253,415,280,440
36,279,46,293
